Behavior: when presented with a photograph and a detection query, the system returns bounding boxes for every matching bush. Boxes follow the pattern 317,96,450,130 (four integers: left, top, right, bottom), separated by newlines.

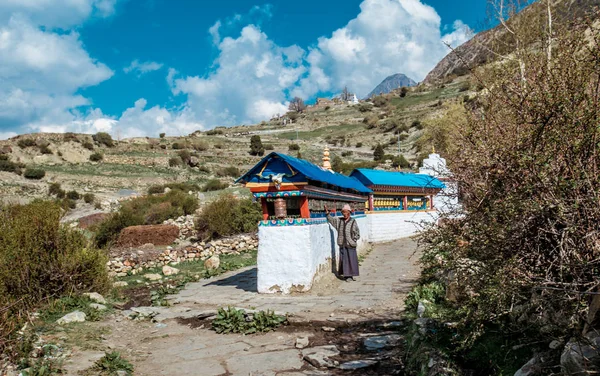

168,157,182,167
159,133,166,139
363,115,379,129
372,95,389,107
17,139,36,148
217,166,241,178
66,190,80,200
89,152,103,162
400,87,409,97
358,103,373,112
202,179,229,192
93,351,134,375
171,142,185,150
205,129,223,135
249,135,264,156
63,132,79,142
82,141,94,151
341,151,353,157
355,142,363,148
94,190,198,247
192,141,209,151
148,182,201,195
195,194,262,239
0,201,109,359
61,198,77,210
177,150,191,164
411,120,423,130
48,183,62,196
39,144,53,154
458,81,471,92
264,144,274,150
288,143,300,151
23,168,45,180
148,185,165,195
83,193,95,204
197,165,211,173
0,159,24,175
93,132,114,147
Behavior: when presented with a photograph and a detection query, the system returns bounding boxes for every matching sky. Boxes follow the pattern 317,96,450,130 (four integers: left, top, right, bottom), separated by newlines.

0,0,489,140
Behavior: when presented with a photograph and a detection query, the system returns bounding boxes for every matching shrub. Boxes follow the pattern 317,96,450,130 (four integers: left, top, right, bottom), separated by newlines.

168,157,182,167
89,152,103,162
363,115,379,129
264,144,274,150
66,190,80,200
177,150,191,164
93,132,114,147
0,201,109,359
61,198,77,210
23,168,45,180
195,194,262,239
411,120,423,130
355,142,363,148
217,166,241,178
205,129,223,135
341,151,353,157
197,165,211,173
249,135,264,156
148,185,165,195
159,144,167,150
287,111,299,122
93,352,134,375
148,182,201,195
159,133,166,139
358,103,373,112
373,144,385,162
173,142,187,150
48,183,62,196
288,143,300,151
400,87,409,97
83,193,95,204
0,159,24,175
202,179,229,192
192,141,209,151
39,144,53,155
372,95,389,107
17,139,36,148
82,141,94,151
63,132,79,142
458,81,471,92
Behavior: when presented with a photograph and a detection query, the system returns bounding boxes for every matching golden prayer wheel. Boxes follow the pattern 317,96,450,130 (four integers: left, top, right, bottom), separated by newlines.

274,198,287,219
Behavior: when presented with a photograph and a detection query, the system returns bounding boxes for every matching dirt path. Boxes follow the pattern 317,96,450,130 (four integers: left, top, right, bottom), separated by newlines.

64,238,420,376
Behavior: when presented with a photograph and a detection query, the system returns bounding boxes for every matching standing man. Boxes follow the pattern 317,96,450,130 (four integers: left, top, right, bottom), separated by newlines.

325,204,360,281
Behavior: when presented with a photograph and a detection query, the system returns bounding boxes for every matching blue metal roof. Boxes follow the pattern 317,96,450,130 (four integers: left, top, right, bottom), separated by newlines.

350,168,445,189
237,152,372,194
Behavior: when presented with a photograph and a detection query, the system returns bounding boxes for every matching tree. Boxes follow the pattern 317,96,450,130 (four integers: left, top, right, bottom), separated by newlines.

400,87,409,97
249,135,265,156
391,155,410,169
288,97,306,113
341,86,351,101
373,144,385,162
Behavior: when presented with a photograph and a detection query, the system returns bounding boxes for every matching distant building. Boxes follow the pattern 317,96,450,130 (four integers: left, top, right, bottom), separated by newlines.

350,94,359,104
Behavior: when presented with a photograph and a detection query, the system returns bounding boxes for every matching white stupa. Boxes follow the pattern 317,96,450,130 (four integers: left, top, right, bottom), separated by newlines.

419,147,450,178
418,147,459,213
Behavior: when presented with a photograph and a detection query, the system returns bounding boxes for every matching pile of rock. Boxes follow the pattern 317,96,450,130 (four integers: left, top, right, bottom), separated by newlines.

163,215,196,239
107,234,258,276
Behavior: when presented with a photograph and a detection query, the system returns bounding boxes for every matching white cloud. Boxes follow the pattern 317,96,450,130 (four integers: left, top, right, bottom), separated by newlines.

124,60,164,76
0,0,118,28
294,0,473,99
170,24,304,126
0,131,17,140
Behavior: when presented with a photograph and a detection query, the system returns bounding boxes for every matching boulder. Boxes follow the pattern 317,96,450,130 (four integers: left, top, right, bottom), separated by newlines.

57,311,86,324
83,292,106,304
162,265,180,276
561,333,600,375
90,303,107,311
363,334,403,351
338,360,378,370
204,255,220,270
188,156,200,167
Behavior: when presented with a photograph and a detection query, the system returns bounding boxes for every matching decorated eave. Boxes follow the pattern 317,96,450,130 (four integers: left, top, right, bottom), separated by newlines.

236,152,372,200
349,168,445,194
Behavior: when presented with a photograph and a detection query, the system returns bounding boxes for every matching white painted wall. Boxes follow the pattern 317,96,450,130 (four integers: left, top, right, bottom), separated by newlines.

257,216,370,294
367,211,439,243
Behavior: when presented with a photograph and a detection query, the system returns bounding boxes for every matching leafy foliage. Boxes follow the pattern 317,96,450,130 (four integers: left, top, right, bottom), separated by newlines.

93,132,114,147
0,201,109,360
216,166,241,178
89,152,103,162
195,194,261,240
17,139,36,148
23,168,45,180
373,144,385,161
212,307,287,334
202,179,229,192
288,143,300,151
93,352,134,375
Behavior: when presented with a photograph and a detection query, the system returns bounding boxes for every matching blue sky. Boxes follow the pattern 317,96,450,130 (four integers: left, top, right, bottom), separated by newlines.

0,0,489,139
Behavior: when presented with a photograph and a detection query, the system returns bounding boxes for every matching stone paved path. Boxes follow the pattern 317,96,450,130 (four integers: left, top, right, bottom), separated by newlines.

170,237,420,320
64,238,420,376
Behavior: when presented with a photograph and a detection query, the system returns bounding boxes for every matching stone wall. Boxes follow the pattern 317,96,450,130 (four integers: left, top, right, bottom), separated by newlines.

107,234,258,277
367,211,439,243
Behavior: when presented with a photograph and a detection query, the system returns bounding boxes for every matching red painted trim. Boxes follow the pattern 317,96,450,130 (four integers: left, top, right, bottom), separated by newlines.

261,198,269,220
250,184,306,193
300,196,310,219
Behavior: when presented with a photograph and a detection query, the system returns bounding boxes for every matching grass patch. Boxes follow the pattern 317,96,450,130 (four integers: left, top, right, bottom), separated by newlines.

212,307,287,334
92,351,134,376
39,295,112,324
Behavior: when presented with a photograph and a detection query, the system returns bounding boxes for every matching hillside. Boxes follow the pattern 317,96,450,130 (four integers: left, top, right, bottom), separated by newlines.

424,0,600,84
0,78,472,209
365,73,416,98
